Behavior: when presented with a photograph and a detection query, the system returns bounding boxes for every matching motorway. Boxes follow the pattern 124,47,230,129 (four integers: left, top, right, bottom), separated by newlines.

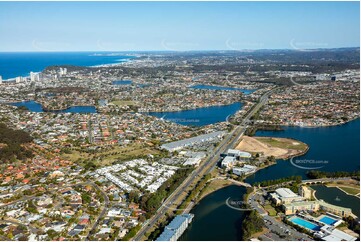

133,88,277,241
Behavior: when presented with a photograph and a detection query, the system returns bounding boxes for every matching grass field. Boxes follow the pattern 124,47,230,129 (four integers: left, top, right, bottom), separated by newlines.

337,186,360,196
111,100,138,106
63,143,161,166
256,137,308,151
263,204,277,216
326,181,360,196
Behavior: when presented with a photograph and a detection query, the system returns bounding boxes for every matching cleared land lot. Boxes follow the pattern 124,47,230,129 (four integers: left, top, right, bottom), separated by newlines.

236,136,308,159
111,100,138,106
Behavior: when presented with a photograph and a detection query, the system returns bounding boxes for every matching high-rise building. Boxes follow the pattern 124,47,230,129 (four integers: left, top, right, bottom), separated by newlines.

59,67,67,76
30,72,40,82
0,75,2,84
15,76,23,83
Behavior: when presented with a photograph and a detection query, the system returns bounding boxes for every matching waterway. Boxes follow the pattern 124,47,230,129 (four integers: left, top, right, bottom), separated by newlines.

184,119,360,240
181,185,247,241
190,84,256,94
147,102,242,126
10,101,97,113
310,185,360,216
245,119,360,184
112,80,132,85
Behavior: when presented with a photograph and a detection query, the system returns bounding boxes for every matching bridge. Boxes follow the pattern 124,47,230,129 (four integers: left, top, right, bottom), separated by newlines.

301,177,352,184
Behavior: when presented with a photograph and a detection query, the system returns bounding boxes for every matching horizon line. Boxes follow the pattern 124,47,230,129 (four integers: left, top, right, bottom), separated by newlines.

0,46,360,53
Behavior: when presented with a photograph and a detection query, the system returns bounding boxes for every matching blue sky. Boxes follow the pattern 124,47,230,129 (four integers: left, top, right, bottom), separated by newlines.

0,1,359,51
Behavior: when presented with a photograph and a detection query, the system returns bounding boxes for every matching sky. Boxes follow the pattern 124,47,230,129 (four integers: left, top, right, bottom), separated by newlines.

0,1,359,51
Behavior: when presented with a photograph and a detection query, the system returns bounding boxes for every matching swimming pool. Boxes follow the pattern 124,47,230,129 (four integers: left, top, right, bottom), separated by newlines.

319,216,338,225
290,217,321,231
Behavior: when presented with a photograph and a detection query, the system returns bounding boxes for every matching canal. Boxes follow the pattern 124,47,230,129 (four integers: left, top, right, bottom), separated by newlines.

181,185,247,241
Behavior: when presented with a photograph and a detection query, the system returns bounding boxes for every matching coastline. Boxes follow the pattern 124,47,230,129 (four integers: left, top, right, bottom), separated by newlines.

0,53,136,80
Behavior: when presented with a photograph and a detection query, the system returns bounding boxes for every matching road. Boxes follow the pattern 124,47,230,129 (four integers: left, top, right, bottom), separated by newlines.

85,181,110,240
133,88,277,241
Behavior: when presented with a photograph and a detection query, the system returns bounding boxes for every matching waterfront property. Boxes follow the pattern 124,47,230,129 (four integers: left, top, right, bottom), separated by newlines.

227,149,252,161
311,185,360,217
283,200,354,217
190,84,255,94
10,101,97,113
232,165,257,176
270,188,306,205
156,214,194,241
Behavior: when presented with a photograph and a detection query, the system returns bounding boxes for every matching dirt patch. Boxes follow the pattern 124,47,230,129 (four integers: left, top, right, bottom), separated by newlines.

236,136,308,159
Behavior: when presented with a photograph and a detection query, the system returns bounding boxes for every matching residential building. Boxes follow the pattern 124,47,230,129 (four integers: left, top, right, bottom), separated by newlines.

156,214,194,241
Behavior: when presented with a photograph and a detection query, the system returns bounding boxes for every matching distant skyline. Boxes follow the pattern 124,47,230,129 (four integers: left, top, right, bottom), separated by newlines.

0,1,359,52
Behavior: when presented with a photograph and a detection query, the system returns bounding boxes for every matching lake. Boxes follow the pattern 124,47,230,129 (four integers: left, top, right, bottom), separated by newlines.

181,185,247,241
245,119,360,184
190,84,256,94
311,185,360,216
10,101,97,113
183,120,360,240
112,80,132,85
147,102,242,126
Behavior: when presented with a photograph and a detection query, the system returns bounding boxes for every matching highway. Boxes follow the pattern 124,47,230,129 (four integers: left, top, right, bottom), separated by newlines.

133,88,277,241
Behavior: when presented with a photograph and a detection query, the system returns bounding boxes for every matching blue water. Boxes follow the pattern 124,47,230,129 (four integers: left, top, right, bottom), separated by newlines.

147,102,242,126
0,52,134,79
319,216,338,225
11,101,44,112
181,185,247,240
245,119,360,184
112,80,132,85
311,185,360,217
290,217,321,231
190,85,255,94
10,101,96,113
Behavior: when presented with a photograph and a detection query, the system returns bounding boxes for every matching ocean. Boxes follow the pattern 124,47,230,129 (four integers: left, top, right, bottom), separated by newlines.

0,52,134,79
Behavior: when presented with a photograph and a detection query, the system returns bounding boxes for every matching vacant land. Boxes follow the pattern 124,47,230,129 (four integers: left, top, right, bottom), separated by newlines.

236,136,308,159
62,143,161,166
263,204,277,216
111,100,138,106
